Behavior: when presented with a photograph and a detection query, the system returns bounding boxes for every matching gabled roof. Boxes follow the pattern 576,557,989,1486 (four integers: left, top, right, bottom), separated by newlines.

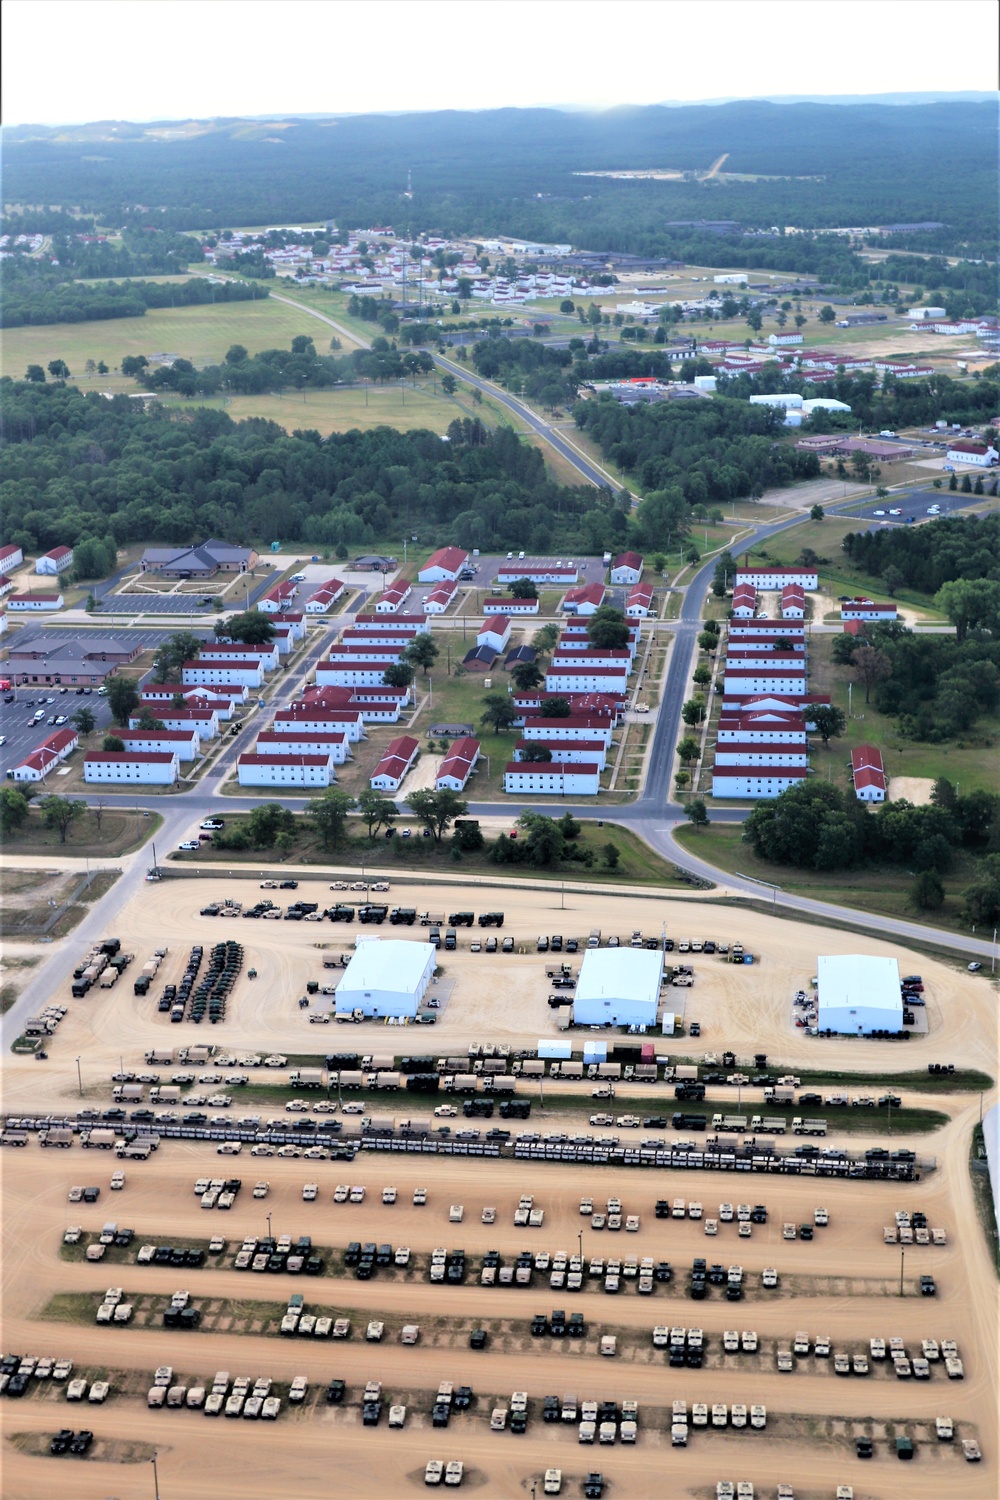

437,736,480,782
463,645,498,666
422,545,469,572
612,550,643,571
563,583,606,606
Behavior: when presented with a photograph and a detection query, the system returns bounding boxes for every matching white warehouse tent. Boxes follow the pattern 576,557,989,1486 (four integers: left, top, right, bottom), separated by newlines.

573,948,664,1028
335,938,435,1018
816,953,902,1034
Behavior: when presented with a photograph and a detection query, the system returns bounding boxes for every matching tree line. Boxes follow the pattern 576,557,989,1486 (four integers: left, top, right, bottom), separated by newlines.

744,778,999,922
842,512,1000,595
4,274,266,330
724,367,999,433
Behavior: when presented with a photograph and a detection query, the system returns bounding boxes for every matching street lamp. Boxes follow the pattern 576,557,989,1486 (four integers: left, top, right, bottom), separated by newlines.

266,1211,272,1241
76,1057,83,1097
151,1453,161,1500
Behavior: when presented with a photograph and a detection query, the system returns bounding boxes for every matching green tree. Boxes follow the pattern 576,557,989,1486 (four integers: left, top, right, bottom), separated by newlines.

408,788,468,843
685,798,709,826
602,842,620,869
697,631,718,653
39,794,85,844
305,789,356,850
934,578,1000,643
532,623,559,652
702,617,720,637
134,710,161,731
541,697,572,718
674,769,690,791
818,305,836,324
47,359,71,379
519,742,552,762
480,693,518,733
681,697,707,726
587,605,629,649
511,661,543,692
509,577,539,599
746,309,763,334
961,473,972,494
152,631,203,683
809,504,825,521
71,706,97,735
407,635,439,675
881,565,906,597
517,813,564,866
692,663,712,688
104,674,141,726
961,856,1000,926
245,802,296,848
0,786,30,835
851,644,892,704
222,611,276,645
912,869,945,910
102,735,126,752
712,550,735,598
357,788,397,838
440,374,457,395
676,736,701,765
225,344,249,364
383,661,415,689
810,704,847,746
25,364,46,382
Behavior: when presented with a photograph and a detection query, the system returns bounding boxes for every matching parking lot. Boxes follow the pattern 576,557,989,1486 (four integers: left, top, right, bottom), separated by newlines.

1,875,995,1499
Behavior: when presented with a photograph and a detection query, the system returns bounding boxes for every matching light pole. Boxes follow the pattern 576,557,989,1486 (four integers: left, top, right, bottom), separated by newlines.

76,1057,83,1097
151,1453,161,1500
266,1211,272,1241
899,1247,905,1297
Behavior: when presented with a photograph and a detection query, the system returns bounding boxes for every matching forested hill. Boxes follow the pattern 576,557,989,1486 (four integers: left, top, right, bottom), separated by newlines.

4,101,994,254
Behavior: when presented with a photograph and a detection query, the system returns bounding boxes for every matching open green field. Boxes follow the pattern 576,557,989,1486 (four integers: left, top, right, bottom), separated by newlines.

0,297,331,381
674,821,981,934
0,806,160,858
148,379,489,438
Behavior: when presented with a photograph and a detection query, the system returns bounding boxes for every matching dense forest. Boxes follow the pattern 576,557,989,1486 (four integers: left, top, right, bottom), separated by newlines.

2,273,264,328
4,101,996,258
843,513,1000,593
0,379,624,555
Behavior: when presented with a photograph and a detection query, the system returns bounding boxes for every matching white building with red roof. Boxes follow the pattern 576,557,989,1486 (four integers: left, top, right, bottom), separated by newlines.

504,762,601,796
130,705,219,740
258,579,298,613
731,583,757,618
254,730,350,764
237,752,337,788
781,584,805,619
418,546,469,583
9,727,79,781
435,736,480,791
841,598,898,622
375,580,413,614
851,744,887,802
477,615,512,653
272,704,366,741
84,751,179,785
0,543,24,575
734,567,818,591
482,596,538,615
305,577,346,612
609,551,643,585
423,580,458,614
8,592,63,612
562,582,606,615
182,659,263,688
713,742,809,766
369,735,420,792
35,545,74,575
711,765,809,798
626,582,654,617
521,715,614,746
353,612,427,632
513,737,608,771
120,727,201,761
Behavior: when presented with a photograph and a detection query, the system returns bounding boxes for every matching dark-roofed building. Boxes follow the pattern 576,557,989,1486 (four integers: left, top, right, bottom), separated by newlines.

462,645,498,672
6,633,141,685
139,539,258,577
504,645,536,669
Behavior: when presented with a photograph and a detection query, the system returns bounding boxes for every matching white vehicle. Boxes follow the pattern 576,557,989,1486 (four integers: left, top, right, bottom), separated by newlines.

394,1246,411,1266
342,1101,366,1115
383,1186,397,1204
544,1471,563,1496
434,1105,458,1117
425,1460,444,1486
302,1183,318,1201
89,1380,110,1403
444,1460,464,1487
388,1403,407,1427
490,1407,508,1431
449,1204,464,1222
66,1378,87,1401
481,1206,496,1224
413,1187,427,1205
110,1170,125,1190
288,1376,308,1404
600,1334,617,1357
366,1320,385,1341
349,1185,366,1202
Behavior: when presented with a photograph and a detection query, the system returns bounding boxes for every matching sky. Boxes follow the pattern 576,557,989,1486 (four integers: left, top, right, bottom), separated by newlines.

3,0,998,125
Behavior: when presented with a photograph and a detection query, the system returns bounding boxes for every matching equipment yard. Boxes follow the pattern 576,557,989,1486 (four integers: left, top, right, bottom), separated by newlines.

1,873,996,1500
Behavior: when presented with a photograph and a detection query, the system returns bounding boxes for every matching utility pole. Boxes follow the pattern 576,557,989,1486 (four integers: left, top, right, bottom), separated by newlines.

899,1247,905,1297
76,1057,83,1097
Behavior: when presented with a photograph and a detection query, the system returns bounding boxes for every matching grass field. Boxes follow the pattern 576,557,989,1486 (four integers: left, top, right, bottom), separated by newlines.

0,297,331,382
674,822,981,934
748,516,947,616
0,806,160,858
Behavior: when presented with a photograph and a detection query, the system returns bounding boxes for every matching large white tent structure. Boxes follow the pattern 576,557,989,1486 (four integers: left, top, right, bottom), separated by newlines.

572,948,664,1028
335,938,435,1019
816,954,902,1034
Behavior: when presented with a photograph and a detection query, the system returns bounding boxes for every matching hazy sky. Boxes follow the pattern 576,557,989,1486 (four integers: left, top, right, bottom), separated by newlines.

3,0,998,125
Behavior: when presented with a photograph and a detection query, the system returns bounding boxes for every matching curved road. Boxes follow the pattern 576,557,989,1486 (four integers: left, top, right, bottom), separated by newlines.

2,315,989,1044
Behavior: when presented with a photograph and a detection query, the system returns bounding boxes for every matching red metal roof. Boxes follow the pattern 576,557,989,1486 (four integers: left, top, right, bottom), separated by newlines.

85,751,177,764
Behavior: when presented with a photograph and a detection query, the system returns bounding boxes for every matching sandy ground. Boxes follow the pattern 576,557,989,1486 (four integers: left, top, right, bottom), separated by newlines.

888,778,936,806
2,874,997,1499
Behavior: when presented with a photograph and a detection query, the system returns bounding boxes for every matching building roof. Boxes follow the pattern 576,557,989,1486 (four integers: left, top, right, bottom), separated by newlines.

438,736,480,781
481,614,511,634
122,728,199,742
504,645,536,667
9,593,62,602
200,642,276,656
563,583,606,607
354,613,425,627
713,765,808,778
256,730,345,745
422,545,468,573
0,543,22,561
627,582,654,603
817,954,901,1017
575,947,663,1011
505,761,602,776
515,738,607,753
339,938,435,995
41,545,73,560
141,540,255,573
612,551,643,571
463,645,498,666
372,735,419,779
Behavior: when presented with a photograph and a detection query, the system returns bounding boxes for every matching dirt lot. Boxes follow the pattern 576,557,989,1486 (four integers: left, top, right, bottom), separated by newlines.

2,875,997,1499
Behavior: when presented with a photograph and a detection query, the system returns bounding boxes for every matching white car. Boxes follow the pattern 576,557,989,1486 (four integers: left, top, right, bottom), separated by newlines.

178,840,200,851
873,509,886,516
425,1460,444,1486
366,1320,385,1341
889,508,902,515
302,1184,318,1201
290,573,306,582
434,1105,458,1117
444,1461,464,1487
333,1184,350,1202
